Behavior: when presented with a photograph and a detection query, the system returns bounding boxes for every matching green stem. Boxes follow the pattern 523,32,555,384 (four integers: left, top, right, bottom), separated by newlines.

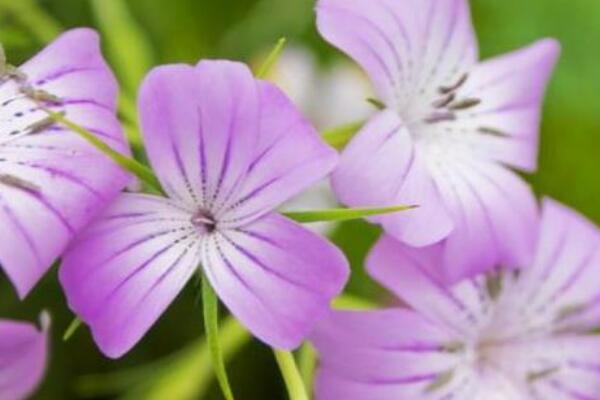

256,37,287,79
274,350,309,400
42,107,163,194
297,343,317,395
63,317,82,341
321,120,364,150
202,277,235,400
0,0,61,43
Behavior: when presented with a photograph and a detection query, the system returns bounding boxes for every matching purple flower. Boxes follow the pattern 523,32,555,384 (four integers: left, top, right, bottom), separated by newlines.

59,60,349,358
0,29,130,298
0,314,49,400
312,199,600,399
317,0,561,281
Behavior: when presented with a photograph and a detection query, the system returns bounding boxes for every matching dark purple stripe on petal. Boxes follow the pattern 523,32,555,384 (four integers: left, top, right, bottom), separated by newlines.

35,66,102,86
219,231,325,296
90,230,197,318
0,194,43,268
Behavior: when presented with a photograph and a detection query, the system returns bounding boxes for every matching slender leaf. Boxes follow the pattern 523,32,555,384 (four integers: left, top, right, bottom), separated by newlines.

297,343,317,395
0,0,61,43
283,204,417,224
273,350,309,400
90,0,154,95
321,120,364,150
256,37,286,78
332,293,377,310
63,317,82,341
41,107,163,194
202,277,235,400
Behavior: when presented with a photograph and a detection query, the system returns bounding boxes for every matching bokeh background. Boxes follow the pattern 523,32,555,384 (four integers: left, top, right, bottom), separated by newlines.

0,0,598,398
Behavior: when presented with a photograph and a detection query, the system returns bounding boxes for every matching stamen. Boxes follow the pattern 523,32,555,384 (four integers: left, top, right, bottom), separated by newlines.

366,97,386,110
441,341,465,353
191,209,217,234
424,112,456,124
5,65,27,82
448,98,481,111
424,370,454,393
0,174,40,192
478,126,509,138
20,86,63,105
438,73,468,94
25,113,64,134
431,92,456,108
526,367,560,382
485,274,503,301
555,303,586,321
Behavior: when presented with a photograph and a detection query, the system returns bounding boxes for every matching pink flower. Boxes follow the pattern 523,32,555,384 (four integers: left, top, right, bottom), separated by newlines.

317,0,560,281
0,29,130,297
59,60,349,358
0,314,49,400
312,199,600,399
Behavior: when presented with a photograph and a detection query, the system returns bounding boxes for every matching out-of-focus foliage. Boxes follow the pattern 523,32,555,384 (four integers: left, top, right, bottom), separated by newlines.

0,0,598,399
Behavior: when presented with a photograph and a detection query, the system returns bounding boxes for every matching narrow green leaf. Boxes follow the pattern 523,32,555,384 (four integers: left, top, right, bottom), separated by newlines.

202,277,235,400
273,350,309,400
282,204,417,224
41,107,163,194
321,120,364,150
90,0,154,95
256,37,287,79
63,317,82,341
76,316,250,400
297,343,317,394
0,0,61,43
332,293,377,310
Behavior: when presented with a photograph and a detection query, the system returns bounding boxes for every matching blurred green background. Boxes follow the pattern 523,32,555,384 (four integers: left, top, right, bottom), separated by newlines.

0,0,598,398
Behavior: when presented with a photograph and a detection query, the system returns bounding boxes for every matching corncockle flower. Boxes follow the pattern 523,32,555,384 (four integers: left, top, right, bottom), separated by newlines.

312,199,600,399
317,0,560,281
0,29,129,297
0,313,49,400
59,60,349,357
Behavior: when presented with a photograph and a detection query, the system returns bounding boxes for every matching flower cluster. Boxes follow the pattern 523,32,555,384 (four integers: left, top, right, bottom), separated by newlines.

0,0,598,399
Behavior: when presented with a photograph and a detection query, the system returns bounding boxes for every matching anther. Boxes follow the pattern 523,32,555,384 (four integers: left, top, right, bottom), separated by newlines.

424,111,456,124
438,73,468,94
20,86,63,105
0,174,40,192
191,209,217,234
448,98,481,111
477,126,509,138
424,370,455,393
431,92,456,108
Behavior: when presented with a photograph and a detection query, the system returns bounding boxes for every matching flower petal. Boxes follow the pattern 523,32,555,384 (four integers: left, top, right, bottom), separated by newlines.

316,0,477,107
138,61,260,208
332,110,453,246
0,28,130,298
201,213,348,349
312,309,467,400
0,315,48,400
367,234,491,335
449,39,560,172
514,199,600,332
429,158,539,282
217,81,338,227
59,193,200,358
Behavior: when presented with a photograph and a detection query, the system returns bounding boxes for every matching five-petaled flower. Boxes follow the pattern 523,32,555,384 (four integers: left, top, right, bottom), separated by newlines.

312,199,600,399
0,313,49,400
0,29,130,298
317,0,561,282
59,60,349,358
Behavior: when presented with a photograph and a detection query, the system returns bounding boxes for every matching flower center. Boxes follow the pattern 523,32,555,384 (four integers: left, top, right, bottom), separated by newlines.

191,209,217,234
